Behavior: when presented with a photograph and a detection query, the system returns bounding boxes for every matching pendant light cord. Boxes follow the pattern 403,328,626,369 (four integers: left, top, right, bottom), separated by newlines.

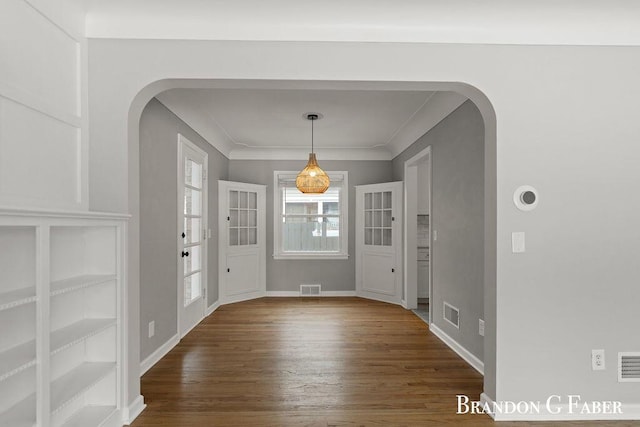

311,116,314,154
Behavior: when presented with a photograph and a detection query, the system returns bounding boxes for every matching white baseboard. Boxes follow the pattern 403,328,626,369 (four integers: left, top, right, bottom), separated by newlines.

480,392,496,419
221,291,266,305
123,394,146,425
206,300,220,316
429,323,484,375
356,291,402,306
482,393,640,421
140,333,179,376
480,392,640,421
266,291,356,297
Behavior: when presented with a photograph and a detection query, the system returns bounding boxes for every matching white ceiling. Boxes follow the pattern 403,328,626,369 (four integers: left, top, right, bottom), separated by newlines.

84,0,640,46
156,88,467,160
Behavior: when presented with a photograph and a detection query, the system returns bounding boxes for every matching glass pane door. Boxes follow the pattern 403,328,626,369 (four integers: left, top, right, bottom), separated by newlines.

183,157,203,306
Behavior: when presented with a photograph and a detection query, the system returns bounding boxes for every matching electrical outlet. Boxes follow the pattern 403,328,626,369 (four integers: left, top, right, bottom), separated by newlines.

592,349,605,370
478,319,485,337
148,321,155,338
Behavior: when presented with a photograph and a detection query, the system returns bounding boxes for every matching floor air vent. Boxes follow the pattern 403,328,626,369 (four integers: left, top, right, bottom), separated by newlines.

443,302,460,329
300,284,321,296
619,352,640,382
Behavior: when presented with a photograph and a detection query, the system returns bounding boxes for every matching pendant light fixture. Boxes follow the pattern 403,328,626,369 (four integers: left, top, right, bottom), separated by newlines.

296,113,330,194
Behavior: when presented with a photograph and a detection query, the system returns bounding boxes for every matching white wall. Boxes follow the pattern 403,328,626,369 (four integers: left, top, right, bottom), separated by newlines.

87,40,640,418
0,0,88,211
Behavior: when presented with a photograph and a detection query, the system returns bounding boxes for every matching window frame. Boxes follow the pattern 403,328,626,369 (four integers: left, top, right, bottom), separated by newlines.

273,170,349,260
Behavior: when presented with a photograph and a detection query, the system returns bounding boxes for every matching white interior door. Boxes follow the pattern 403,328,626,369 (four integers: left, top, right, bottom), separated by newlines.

178,135,207,337
218,181,266,304
356,182,403,305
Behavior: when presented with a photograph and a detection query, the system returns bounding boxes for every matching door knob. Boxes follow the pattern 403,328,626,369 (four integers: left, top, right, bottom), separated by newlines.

391,268,395,273
181,232,186,238
181,251,189,257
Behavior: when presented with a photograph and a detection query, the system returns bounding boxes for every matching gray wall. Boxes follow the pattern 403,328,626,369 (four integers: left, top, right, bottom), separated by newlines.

229,160,393,292
139,98,228,360
393,100,485,360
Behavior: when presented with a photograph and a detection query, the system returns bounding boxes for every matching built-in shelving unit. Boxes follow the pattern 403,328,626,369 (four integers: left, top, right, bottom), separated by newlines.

0,210,127,427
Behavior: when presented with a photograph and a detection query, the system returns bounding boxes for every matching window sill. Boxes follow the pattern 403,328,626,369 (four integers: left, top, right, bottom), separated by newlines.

273,253,349,260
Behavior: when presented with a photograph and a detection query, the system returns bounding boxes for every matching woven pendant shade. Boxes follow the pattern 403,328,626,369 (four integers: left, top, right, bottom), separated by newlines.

296,153,330,193
296,113,329,194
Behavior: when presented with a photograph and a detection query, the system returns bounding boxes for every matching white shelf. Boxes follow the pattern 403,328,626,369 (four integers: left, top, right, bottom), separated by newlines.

0,340,36,381
0,392,36,427
50,318,116,356
50,275,116,297
0,214,125,427
0,287,36,312
51,362,116,414
61,406,117,427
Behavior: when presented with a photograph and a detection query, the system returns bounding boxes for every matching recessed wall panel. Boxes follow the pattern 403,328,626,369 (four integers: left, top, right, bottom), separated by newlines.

0,97,79,206
0,0,79,117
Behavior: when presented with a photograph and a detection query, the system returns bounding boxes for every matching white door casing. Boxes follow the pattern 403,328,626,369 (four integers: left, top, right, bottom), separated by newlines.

356,182,403,305
218,181,266,304
178,134,207,338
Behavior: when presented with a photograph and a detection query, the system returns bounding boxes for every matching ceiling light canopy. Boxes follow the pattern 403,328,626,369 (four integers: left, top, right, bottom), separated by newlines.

296,113,330,194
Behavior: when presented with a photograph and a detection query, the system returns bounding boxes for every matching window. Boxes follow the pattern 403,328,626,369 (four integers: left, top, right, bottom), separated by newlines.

273,171,348,259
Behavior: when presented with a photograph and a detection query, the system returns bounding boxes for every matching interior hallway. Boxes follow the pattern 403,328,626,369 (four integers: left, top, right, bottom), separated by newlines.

133,298,637,426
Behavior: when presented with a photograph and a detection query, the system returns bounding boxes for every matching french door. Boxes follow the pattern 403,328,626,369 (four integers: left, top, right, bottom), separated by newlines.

356,182,403,305
218,181,266,304
178,135,208,337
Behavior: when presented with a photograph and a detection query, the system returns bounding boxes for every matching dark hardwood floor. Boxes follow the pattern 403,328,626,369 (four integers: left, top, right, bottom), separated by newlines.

132,297,639,426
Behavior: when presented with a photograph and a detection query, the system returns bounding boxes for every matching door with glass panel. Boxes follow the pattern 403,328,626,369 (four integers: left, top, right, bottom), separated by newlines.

178,136,207,337
355,182,403,304
218,181,266,304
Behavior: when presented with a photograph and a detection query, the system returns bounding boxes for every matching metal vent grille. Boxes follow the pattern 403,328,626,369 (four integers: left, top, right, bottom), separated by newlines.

300,284,321,296
619,352,640,382
443,302,460,329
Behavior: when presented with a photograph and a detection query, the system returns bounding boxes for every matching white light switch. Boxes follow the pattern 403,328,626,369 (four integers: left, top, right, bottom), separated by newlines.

512,232,526,253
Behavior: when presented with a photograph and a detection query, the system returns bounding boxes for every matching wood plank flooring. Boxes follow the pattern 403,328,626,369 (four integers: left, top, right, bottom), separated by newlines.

132,298,639,426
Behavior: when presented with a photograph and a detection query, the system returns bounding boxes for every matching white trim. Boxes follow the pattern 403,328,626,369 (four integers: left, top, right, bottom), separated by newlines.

266,291,356,297
493,403,640,422
388,92,467,157
429,323,484,375
222,291,267,305
273,171,349,260
206,300,221,316
0,207,130,220
230,147,392,161
322,291,357,297
482,393,640,422
122,394,146,425
140,333,180,376
479,393,496,419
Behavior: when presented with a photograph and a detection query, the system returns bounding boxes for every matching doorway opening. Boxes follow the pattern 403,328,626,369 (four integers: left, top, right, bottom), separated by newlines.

403,146,432,325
